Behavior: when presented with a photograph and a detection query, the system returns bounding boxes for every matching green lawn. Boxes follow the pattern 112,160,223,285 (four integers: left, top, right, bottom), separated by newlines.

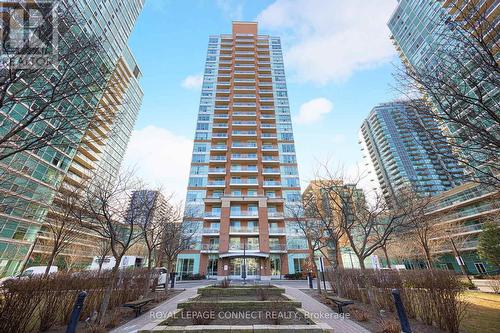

461,291,500,333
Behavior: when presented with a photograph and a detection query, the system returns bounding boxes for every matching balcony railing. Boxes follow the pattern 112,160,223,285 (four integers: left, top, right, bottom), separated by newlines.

232,143,257,148
211,145,227,150
267,212,284,218
269,228,286,234
233,121,257,126
204,212,221,218
213,123,228,128
209,156,227,162
212,133,228,138
208,168,226,174
229,244,260,251
263,181,281,187
207,181,225,186
231,167,258,172
263,168,280,174
263,156,279,162
233,102,257,107
262,145,278,150
233,112,256,116
230,179,259,185
229,227,259,233
269,244,287,251
230,210,259,217
233,131,257,136
200,244,220,251
202,228,220,235
231,154,257,160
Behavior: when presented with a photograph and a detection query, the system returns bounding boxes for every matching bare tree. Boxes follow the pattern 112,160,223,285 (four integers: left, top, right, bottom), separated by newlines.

39,185,84,277
287,203,328,293
158,204,199,292
0,2,122,162
302,180,345,268
394,0,500,188
74,170,144,324
95,238,111,276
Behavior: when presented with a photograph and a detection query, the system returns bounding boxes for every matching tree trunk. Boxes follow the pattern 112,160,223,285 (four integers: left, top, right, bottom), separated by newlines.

44,248,58,277
97,257,121,325
143,252,153,296
165,259,173,294
383,246,392,269
423,245,433,269
358,256,366,270
335,242,344,268
97,261,103,276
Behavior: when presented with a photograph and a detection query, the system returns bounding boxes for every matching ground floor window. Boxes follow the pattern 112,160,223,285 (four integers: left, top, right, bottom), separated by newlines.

229,258,260,277
177,258,194,276
293,258,305,273
474,262,487,274
270,257,281,276
207,258,218,275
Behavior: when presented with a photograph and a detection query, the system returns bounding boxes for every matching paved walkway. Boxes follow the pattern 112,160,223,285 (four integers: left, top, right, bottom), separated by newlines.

112,280,368,333
110,287,198,333
282,286,370,333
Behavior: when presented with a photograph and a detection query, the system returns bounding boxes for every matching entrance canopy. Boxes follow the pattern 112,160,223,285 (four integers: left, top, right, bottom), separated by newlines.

219,252,269,259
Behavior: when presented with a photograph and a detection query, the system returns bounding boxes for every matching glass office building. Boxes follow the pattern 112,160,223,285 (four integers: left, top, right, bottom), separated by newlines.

360,101,464,203
0,0,144,277
178,22,308,280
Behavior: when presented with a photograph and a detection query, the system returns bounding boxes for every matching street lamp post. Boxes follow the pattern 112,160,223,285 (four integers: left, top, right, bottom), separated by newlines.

445,230,472,284
241,241,247,284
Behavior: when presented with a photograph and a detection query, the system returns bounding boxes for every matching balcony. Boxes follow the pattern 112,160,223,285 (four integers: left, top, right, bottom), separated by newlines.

261,133,277,139
212,133,228,139
260,105,275,110
209,156,227,163
261,124,276,130
230,167,258,173
234,94,256,99
231,154,258,161
202,228,220,235
208,168,226,174
232,131,257,137
269,228,286,235
234,71,255,75
200,243,220,252
214,105,230,111
211,145,227,151
207,181,225,188
230,210,259,218
232,121,257,127
232,143,257,149
213,114,229,119
233,112,256,117
262,156,280,163
229,227,259,234
262,168,280,175
263,181,282,188
269,244,287,252
233,102,257,107
234,86,256,91
230,178,259,186
213,123,229,129
267,212,284,219
262,145,278,151
204,212,221,219
229,244,260,251
260,115,275,120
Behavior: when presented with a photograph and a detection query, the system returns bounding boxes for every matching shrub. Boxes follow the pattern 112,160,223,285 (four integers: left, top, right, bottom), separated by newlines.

349,307,369,322
256,287,269,301
181,273,206,280
376,318,400,333
487,276,500,294
325,268,468,333
0,269,150,333
219,278,231,288
284,272,304,280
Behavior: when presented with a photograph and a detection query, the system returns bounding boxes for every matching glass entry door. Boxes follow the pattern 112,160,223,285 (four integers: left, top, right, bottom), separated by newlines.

229,258,260,279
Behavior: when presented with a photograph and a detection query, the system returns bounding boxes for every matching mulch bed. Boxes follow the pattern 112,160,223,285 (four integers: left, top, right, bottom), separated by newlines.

300,289,447,333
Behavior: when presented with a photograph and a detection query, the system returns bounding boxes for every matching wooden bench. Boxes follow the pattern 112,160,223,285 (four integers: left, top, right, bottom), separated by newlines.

325,295,354,314
122,297,154,317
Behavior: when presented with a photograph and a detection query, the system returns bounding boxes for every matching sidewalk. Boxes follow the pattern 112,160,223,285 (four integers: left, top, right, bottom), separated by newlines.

110,287,198,333
282,286,370,333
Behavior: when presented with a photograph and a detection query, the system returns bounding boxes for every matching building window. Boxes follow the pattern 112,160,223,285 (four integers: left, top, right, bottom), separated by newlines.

177,259,194,276
474,262,487,274
207,258,218,276
293,258,305,273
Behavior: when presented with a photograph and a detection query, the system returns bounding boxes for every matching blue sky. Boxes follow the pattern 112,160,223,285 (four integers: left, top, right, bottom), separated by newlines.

123,0,400,199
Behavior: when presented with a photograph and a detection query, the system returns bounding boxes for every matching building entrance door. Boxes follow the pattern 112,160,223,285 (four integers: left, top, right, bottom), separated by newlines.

229,258,260,280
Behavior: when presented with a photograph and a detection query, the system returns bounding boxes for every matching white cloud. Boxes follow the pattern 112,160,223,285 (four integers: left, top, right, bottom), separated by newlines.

216,0,244,20
181,74,203,90
257,0,397,84
122,126,193,200
294,97,333,124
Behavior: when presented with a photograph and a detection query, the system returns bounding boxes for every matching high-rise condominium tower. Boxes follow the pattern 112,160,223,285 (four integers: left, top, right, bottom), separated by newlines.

360,101,464,203
0,0,144,277
178,22,308,281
